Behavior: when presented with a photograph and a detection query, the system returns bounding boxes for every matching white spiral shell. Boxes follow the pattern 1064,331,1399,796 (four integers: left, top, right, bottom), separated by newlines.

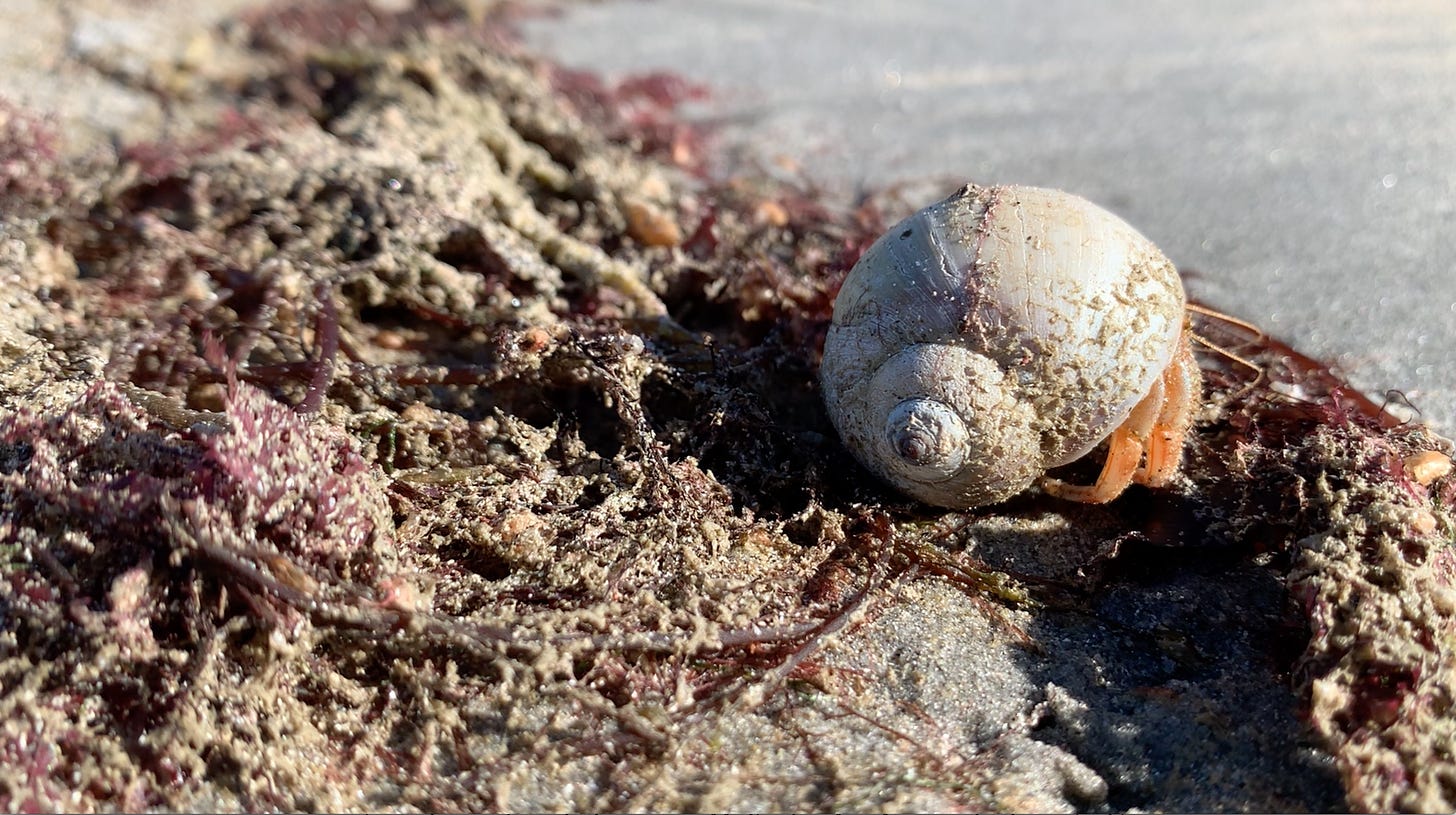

820,183,1187,509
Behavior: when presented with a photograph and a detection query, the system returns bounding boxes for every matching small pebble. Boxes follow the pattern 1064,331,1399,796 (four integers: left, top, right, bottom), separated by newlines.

1404,450,1452,486
375,329,408,350
1411,509,1438,536
624,197,681,247
753,199,789,227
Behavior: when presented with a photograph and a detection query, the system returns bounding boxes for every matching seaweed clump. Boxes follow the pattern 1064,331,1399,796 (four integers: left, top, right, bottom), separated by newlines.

0,3,914,810
1193,317,1456,813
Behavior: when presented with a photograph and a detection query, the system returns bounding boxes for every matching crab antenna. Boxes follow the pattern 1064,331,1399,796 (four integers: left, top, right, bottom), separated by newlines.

1185,301,1266,397
1187,301,1265,339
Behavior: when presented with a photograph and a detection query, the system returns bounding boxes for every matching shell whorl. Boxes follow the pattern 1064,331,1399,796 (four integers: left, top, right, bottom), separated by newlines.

885,398,968,476
848,342,1042,508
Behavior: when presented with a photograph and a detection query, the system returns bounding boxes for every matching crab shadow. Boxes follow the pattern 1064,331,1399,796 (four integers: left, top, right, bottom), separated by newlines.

969,492,1345,811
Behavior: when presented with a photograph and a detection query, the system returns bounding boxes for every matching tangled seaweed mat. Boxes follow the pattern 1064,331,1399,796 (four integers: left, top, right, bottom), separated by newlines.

1,2,1454,811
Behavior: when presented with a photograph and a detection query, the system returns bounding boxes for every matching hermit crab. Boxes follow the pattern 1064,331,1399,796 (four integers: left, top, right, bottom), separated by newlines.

820,183,1201,509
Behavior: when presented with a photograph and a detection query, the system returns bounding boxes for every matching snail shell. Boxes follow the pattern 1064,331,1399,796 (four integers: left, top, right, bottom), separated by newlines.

820,183,1187,509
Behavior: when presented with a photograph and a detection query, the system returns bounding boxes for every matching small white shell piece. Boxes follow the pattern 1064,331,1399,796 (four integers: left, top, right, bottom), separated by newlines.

820,183,1187,508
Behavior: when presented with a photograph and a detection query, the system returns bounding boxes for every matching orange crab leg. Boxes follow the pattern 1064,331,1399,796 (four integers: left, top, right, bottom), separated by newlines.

1042,373,1164,504
1043,332,1201,503
1134,338,1200,487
